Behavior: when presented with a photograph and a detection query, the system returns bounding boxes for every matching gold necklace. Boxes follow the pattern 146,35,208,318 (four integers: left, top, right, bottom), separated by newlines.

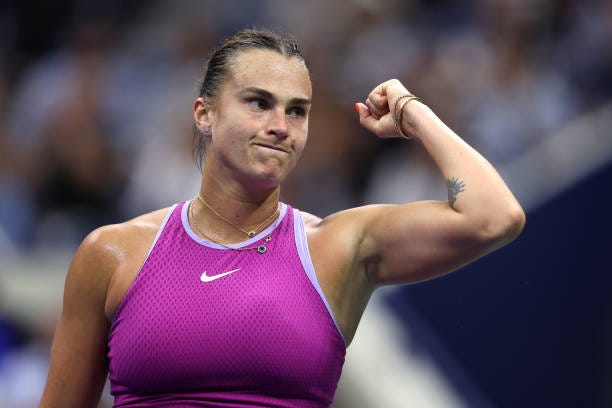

189,200,277,254
197,193,279,238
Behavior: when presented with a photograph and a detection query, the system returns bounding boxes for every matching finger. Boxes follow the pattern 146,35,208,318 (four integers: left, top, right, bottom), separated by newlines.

368,89,388,109
355,102,381,134
378,79,410,108
365,98,385,119
355,103,368,120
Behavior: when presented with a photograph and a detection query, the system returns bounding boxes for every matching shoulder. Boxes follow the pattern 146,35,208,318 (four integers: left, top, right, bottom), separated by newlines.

81,207,171,260
92,207,171,248
68,207,174,292
296,209,322,228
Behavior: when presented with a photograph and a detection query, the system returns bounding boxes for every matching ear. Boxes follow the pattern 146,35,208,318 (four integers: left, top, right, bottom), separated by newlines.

194,97,213,135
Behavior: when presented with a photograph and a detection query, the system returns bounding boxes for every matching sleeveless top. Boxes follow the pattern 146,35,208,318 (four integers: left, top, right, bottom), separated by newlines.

107,201,346,407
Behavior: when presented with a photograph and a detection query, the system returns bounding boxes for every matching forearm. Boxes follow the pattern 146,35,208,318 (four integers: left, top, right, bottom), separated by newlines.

400,101,525,238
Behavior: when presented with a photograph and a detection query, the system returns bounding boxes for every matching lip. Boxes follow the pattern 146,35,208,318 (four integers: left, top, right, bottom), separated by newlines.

253,142,289,154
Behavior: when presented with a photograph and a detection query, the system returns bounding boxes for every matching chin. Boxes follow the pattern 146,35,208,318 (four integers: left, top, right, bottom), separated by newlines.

256,160,293,182
240,168,285,191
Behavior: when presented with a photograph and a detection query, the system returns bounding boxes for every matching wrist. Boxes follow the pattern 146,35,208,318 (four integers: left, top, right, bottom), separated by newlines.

392,94,426,140
399,98,430,139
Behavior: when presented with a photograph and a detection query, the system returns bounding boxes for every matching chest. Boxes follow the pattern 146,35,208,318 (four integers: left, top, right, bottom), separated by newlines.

107,232,345,396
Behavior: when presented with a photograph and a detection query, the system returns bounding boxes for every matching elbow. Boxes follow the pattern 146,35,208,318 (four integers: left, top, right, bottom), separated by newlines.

504,204,527,241
479,203,526,247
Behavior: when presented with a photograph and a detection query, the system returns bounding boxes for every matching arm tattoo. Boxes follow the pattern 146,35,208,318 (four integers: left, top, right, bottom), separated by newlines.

446,176,466,208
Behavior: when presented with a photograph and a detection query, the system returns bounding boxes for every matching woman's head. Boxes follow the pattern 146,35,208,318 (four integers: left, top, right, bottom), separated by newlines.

194,28,308,169
193,28,312,190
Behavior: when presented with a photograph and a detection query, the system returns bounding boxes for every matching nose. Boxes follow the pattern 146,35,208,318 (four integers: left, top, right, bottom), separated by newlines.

266,108,289,139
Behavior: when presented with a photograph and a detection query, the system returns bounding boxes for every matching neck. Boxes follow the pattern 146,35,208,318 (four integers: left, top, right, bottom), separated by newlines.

200,164,281,210
191,174,281,243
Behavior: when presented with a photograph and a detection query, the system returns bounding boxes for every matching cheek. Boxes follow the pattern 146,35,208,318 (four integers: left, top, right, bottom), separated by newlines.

297,122,309,148
213,119,248,149
210,124,241,160
292,130,308,161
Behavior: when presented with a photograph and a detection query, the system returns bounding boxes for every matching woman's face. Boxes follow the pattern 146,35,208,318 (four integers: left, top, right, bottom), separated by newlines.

199,49,312,190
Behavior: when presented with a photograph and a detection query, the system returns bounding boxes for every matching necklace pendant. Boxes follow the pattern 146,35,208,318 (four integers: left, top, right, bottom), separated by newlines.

257,245,266,254
248,231,256,238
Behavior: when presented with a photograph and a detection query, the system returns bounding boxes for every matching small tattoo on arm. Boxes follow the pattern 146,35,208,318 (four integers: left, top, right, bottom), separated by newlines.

446,177,466,208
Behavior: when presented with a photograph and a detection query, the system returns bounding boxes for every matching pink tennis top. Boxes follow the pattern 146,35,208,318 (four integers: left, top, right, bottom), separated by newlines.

107,201,346,407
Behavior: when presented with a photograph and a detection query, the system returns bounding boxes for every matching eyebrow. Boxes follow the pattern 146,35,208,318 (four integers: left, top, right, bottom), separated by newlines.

240,87,311,107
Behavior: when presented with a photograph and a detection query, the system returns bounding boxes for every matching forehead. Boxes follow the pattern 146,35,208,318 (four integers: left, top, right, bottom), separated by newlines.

226,49,312,99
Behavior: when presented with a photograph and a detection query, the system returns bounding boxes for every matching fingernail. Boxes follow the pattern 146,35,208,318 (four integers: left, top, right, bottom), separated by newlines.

354,103,360,114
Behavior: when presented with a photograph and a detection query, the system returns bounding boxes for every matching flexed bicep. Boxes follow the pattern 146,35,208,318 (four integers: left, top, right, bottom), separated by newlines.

359,201,498,285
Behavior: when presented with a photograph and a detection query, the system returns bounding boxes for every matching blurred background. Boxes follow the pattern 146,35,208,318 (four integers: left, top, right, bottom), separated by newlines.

0,0,611,406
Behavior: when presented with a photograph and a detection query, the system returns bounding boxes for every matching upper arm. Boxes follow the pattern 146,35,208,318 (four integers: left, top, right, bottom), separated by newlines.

356,201,522,285
40,228,117,408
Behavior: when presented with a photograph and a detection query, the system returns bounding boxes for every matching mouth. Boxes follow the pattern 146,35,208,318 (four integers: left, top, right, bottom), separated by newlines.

253,142,289,154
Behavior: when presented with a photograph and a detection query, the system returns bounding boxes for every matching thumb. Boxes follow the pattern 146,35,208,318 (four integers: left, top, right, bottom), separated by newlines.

355,103,367,119
355,102,378,132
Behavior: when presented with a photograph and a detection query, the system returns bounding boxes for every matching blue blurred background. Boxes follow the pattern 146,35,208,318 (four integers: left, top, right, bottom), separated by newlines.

0,0,610,407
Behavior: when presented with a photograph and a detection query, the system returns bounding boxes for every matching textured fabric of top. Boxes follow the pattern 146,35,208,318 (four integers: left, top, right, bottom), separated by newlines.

107,201,346,407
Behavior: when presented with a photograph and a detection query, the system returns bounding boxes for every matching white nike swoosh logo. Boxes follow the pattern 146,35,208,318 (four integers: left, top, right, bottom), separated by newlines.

200,268,240,282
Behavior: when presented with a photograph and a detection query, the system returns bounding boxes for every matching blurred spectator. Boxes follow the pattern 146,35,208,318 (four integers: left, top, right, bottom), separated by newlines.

0,66,37,251
551,0,612,109
6,15,125,248
462,0,575,162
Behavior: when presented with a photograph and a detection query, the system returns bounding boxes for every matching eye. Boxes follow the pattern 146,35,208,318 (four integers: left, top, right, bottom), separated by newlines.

288,106,306,117
248,98,268,110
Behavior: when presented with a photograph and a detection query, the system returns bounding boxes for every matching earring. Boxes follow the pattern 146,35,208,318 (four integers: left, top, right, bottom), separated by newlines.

204,127,210,134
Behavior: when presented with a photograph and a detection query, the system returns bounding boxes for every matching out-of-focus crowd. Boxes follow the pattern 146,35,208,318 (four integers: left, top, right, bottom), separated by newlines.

0,0,610,406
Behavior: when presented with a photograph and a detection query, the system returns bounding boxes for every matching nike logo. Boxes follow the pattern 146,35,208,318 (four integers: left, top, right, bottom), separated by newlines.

200,268,240,282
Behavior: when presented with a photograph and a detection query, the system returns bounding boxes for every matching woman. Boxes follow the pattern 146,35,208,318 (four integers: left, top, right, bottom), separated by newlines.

40,28,525,407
